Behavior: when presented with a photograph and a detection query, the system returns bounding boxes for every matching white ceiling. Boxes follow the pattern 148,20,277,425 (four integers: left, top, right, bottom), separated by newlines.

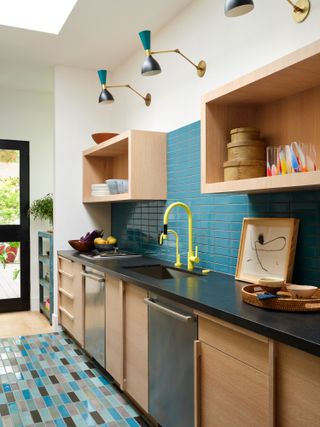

0,0,194,92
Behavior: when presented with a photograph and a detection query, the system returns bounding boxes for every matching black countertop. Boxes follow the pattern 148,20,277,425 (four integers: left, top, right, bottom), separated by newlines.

59,250,320,357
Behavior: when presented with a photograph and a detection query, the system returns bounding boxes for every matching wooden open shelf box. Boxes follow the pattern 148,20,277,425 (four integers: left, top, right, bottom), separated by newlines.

83,130,167,203
201,41,320,194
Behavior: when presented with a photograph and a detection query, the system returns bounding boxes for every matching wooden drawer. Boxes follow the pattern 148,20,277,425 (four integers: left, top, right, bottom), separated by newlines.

277,343,320,427
59,272,74,295
198,314,269,373
59,307,74,335
200,341,269,427
58,256,74,275
59,292,74,316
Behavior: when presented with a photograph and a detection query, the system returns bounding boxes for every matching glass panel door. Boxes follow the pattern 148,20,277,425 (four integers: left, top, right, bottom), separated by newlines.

0,140,29,312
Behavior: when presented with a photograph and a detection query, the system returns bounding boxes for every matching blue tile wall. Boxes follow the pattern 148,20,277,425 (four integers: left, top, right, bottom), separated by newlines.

112,121,320,285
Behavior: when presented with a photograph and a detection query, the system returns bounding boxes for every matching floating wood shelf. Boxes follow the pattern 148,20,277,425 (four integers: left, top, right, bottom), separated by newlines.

83,130,167,203
201,40,320,194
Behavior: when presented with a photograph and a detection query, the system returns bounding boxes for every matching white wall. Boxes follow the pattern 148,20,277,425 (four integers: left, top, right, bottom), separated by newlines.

110,0,320,132
0,86,54,310
54,66,113,328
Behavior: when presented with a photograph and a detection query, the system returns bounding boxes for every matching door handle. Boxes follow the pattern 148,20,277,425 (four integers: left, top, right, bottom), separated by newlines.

81,272,105,283
144,298,194,322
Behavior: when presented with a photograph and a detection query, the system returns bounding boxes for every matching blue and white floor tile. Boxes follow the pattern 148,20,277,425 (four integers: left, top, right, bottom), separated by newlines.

0,332,148,426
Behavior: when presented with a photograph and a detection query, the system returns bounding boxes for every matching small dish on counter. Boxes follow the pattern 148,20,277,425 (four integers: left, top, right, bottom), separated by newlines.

286,284,318,299
258,277,284,294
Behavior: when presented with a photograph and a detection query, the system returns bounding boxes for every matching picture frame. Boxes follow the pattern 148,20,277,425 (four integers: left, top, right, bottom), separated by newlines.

235,218,299,284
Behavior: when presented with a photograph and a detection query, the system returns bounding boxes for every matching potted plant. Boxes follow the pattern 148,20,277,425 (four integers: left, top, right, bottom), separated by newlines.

29,193,53,232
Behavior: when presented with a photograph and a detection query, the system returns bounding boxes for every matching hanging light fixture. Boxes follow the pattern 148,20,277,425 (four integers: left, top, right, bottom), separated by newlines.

224,0,254,17
97,69,151,106
138,30,206,78
224,0,310,23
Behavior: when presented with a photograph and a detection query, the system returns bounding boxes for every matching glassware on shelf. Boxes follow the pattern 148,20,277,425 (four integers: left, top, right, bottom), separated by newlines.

267,142,317,176
266,146,279,176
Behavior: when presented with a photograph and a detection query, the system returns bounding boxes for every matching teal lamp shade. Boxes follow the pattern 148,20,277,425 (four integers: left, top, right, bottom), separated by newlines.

99,88,114,104
139,30,151,50
225,0,254,17
97,69,107,85
141,55,161,76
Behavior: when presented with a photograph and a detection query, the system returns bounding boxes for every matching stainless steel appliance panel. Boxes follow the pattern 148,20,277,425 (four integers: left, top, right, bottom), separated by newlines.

83,268,105,367
147,293,197,427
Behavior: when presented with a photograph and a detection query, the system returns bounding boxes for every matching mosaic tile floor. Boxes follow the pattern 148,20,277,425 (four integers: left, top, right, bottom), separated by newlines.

0,332,148,426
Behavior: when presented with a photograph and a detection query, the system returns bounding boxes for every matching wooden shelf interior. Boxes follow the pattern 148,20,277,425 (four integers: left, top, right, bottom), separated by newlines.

83,138,129,200
204,87,320,185
202,41,320,192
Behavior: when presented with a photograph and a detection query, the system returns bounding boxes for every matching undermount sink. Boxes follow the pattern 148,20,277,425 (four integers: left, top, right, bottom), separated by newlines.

125,264,200,280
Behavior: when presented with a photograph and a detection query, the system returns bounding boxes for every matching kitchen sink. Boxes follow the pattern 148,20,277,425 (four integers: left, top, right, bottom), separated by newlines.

125,264,201,280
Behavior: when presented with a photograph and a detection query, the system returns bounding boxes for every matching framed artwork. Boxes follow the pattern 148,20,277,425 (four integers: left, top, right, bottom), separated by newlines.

235,218,299,284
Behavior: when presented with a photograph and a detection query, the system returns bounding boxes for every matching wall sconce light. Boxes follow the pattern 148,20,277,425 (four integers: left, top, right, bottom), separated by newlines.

224,0,310,23
97,69,151,106
138,30,206,78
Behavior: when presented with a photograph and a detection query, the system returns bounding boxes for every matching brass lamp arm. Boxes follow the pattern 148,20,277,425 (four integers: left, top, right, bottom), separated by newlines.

103,84,151,106
149,48,206,77
150,48,197,69
286,0,304,12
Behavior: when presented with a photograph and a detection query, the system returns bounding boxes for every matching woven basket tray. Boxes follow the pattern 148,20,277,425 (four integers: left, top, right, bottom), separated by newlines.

242,284,320,312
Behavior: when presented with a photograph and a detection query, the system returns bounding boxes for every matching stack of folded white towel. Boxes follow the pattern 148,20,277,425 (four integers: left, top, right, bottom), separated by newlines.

91,183,110,197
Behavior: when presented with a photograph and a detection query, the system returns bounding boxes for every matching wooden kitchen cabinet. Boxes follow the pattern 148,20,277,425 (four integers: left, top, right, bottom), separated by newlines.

105,275,149,412
105,274,123,386
195,313,274,427
201,40,320,195
277,343,320,427
58,257,84,346
83,130,167,203
123,282,148,411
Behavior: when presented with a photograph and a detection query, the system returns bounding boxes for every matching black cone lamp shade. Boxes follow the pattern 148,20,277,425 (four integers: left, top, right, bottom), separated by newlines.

141,55,161,76
97,69,114,104
139,30,161,76
99,88,114,104
225,0,254,17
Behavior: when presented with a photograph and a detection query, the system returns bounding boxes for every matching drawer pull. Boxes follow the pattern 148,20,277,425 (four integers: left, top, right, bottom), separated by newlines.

58,269,74,279
59,288,74,300
59,306,74,320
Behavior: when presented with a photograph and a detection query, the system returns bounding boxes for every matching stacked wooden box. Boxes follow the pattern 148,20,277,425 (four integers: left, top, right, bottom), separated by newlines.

223,127,266,181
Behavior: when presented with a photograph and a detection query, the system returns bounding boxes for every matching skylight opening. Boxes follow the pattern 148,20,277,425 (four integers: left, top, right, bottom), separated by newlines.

0,0,78,34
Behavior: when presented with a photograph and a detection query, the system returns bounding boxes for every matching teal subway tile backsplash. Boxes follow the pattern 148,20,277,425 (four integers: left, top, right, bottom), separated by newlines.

112,121,320,285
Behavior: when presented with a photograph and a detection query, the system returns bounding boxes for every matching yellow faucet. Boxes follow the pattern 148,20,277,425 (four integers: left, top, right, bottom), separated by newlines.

161,202,200,271
159,229,182,268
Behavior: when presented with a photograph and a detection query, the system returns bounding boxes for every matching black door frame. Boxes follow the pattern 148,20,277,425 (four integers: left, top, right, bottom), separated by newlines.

0,139,30,312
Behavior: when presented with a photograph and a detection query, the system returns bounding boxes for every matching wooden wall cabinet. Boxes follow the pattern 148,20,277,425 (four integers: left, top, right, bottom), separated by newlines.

83,130,167,203
195,313,275,427
58,257,84,346
201,40,320,194
105,275,148,412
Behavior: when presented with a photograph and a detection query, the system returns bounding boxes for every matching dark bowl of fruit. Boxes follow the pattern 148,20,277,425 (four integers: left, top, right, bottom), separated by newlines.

68,240,94,252
68,229,103,252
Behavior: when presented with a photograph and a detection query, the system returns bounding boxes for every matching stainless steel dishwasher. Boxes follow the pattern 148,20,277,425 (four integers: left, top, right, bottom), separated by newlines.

145,293,197,427
82,267,105,367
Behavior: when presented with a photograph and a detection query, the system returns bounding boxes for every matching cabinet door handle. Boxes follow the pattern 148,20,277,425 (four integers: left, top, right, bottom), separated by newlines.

81,272,105,283
194,340,201,427
144,298,194,322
